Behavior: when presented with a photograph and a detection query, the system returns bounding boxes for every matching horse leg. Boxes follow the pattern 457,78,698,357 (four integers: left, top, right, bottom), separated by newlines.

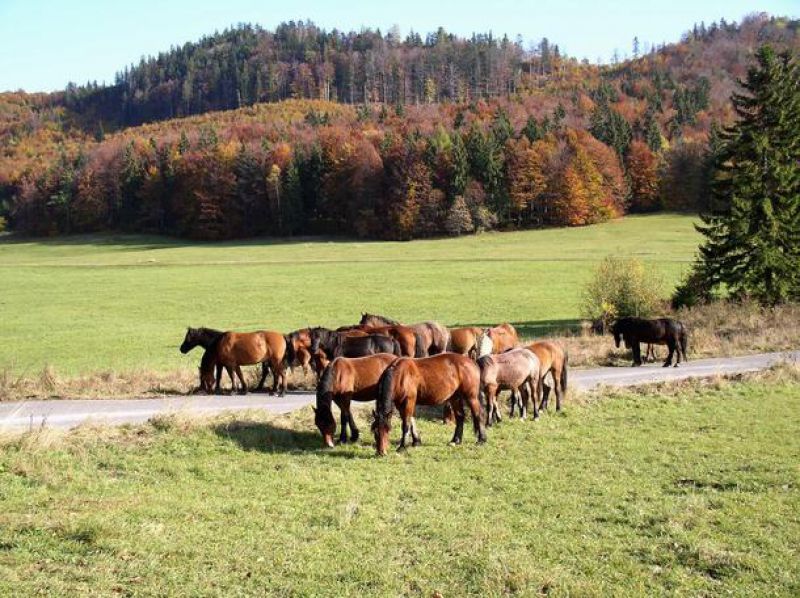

225,366,236,394
235,366,248,394
256,362,269,391
410,416,421,447
540,375,551,411
632,342,642,366
531,378,540,421
214,364,223,395
554,367,563,412
397,401,413,452
341,393,354,443
465,391,487,444
665,338,676,367
509,388,517,418
449,398,466,445
484,385,496,427
348,410,360,443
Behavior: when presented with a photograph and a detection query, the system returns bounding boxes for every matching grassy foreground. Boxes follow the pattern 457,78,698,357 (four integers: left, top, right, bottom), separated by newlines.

1,370,798,595
0,214,698,377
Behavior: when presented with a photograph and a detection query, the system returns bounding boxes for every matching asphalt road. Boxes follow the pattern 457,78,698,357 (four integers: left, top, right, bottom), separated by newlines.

1,351,797,430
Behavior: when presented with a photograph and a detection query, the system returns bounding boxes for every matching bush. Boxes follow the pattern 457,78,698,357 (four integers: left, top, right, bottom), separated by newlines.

581,256,664,330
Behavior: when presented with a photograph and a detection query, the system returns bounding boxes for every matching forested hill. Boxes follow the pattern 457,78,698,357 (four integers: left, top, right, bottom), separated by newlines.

0,13,798,241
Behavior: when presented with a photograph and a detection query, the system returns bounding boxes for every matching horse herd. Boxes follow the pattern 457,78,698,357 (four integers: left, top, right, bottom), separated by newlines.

179,313,689,456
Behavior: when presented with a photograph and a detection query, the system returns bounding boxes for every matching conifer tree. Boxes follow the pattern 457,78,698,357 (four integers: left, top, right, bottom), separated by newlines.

679,46,800,305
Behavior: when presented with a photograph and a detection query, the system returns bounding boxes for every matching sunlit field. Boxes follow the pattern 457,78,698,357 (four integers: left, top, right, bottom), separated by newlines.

1,370,798,595
0,214,699,377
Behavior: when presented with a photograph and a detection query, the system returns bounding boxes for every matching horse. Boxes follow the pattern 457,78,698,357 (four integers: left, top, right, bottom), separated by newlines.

522,341,568,413
180,326,224,353
359,313,450,356
314,353,398,448
371,353,487,456
477,323,520,357
611,317,688,367
286,328,317,378
210,330,291,395
478,348,542,425
311,327,402,360
447,326,484,358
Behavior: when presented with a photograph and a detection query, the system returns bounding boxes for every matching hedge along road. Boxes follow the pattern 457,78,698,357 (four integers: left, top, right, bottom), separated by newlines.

1,351,796,430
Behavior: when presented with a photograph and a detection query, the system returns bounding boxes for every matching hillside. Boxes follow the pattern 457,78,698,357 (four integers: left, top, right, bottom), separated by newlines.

1,13,798,240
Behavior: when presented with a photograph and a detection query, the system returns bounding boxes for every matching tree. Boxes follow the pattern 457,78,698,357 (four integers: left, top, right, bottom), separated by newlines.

445,196,474,235
626,141,659,211
679,46,800,305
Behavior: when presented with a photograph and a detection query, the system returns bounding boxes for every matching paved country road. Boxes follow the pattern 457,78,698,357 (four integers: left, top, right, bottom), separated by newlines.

1,351,797,430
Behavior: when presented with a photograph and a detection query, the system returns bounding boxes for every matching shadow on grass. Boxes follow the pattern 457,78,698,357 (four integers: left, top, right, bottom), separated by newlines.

212,419,321,453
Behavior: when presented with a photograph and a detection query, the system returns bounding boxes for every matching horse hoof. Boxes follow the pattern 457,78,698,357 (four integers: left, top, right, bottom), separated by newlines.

351,434,360,443
412,440,422,447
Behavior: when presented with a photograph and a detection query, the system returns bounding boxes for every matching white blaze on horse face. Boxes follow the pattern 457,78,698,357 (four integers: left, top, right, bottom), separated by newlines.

477,331,493,357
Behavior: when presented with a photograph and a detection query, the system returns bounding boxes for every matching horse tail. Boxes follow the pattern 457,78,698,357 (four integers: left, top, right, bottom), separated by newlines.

283,335,295,368
680,325,689,361
413,331,427,358
561,350,568,394
373,362,397,431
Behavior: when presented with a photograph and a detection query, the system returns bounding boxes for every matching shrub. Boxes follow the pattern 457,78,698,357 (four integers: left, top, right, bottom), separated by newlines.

581,256,664,330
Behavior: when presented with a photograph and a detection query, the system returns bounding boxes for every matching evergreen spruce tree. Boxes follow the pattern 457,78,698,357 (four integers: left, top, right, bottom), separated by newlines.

679,46,800,305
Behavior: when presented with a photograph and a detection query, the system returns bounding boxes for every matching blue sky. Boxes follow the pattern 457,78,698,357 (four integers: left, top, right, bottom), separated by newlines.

0,0,796,92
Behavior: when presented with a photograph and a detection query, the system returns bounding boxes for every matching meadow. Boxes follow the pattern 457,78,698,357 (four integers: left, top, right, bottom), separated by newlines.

0,368,798,595
0,214,699,378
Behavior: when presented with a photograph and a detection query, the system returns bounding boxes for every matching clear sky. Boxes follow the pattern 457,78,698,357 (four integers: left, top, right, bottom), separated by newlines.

0,0,796,92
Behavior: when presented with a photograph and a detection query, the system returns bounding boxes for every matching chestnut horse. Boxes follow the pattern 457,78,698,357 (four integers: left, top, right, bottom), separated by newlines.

286,328,317,378
359,313,450,356
447,326,484,358
478,348,542,424
371,353,487,455
210,330,291,395
477,323,520,356
522,341,569,413
611,317,688,367
314,353,398,448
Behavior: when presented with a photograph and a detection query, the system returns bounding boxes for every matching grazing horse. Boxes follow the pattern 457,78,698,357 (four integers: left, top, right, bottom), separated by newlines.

611,317,689,367
478,348,542,424
523,341,568,413
211,330,290,395
198,342,220,394
447,326,484,358
477,323,520,357
314,353,398,448
371,353,487,455
359,313,450,356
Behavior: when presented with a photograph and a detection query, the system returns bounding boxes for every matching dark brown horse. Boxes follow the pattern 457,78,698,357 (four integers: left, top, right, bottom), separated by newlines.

611,317,688,367
310,328,401,359
210,330,290,395
371,353,487,455
477,323,520,356
523,341,569,413
359,313,450,356
198,343,219,394
447,326,484,358
314,353,398,448
478,348,542,424
180,326,224,354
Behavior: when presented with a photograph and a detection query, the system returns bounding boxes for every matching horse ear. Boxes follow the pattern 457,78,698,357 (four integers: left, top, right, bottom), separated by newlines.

311,406,317,413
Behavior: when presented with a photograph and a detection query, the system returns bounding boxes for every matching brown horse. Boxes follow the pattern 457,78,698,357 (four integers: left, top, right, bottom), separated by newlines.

359,324,423,358
359,313,450,355
287,328,320,378
522,341,568,413
477,323,520,356
478,348,542,424
211,330,290,395
314,354,398,448
447,326,484,358
199,344,219,394
371,353,487,455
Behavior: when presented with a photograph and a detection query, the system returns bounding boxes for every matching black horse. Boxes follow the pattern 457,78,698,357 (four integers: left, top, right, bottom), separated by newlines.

611,317,688,367
180,327,224,353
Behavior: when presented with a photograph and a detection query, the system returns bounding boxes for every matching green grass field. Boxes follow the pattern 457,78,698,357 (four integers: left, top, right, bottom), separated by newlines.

1,371,798,595
0,214,699,376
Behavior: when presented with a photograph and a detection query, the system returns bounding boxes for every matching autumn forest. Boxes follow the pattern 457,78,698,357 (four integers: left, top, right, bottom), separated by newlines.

1,13,798,240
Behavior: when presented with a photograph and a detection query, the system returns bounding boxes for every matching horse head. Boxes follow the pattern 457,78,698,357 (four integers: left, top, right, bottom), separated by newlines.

180,327,197,354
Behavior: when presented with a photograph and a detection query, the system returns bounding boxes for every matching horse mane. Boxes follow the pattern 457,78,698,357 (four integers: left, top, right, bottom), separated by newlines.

362,312,400,326
316,361,336,405
476,354,492,371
